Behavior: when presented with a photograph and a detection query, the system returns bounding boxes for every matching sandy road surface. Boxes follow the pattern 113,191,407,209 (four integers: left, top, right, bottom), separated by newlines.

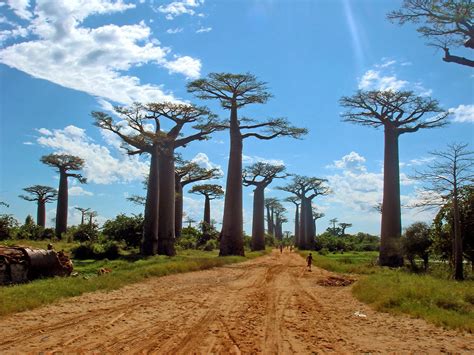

1,250,473,353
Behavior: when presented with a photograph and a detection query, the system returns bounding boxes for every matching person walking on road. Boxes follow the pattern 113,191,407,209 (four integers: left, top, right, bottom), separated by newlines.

306,252,313,271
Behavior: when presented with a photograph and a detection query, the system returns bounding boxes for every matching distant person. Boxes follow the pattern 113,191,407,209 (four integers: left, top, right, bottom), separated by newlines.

290,245,293,252
279,244,283,254
306,252,313,271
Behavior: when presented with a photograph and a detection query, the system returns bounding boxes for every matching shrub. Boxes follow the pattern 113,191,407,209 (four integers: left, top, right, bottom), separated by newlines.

401,222,432,271
102,214,143,248
70,224,99,243
202,239,217,251
71,241,121,260
0,214,19,240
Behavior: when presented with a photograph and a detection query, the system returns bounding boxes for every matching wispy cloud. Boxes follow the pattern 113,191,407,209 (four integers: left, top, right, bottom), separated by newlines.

196,27,212,33
157,0,204,20
449,104,474,123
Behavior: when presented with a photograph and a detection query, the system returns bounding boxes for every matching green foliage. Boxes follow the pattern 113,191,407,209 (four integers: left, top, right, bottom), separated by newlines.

0,214,19,240
264,233,276,247
66,224,99,243
314,232,379,253
102,213,144,248
401,222,432,271
71,241,120,260
353,272,474,332
202,239,217,251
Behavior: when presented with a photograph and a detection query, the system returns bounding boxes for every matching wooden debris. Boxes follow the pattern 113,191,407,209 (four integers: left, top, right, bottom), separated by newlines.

316,276,355,287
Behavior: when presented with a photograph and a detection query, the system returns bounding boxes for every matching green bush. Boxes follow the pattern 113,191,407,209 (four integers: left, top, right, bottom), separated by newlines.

102,214,143,248
69,224,99,243
202,239,217,251
71,241,120,260
0,214,19,240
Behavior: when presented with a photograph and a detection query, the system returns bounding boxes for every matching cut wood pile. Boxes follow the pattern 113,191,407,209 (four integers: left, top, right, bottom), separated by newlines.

316,276,355,287
0,246,73,285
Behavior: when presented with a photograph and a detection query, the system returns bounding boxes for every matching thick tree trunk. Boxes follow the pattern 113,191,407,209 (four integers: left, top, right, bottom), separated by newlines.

453,190,464,280
37,200,46,228
266,204,273,236
141,149,160,256
294,204,299,246
380,127,403,267
80,213,84,225
251,186,265,251
204,195,211,227
158,150,176,256
299,198,307,249
55,171,68,238
304,198,314,249
175,180,183,238
220,104,244,256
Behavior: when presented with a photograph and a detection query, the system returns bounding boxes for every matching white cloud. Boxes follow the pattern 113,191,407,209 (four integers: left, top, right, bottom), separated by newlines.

449,104,474,123
196,27,212,33
166,27,183,34
163,55,201,79
0,0,202,105
358,60,432,96
326,151,366,172
68,186,93,196
37,128,52,136
242,154,285,166
157,0,203,20
37,125,149,184
6,0,32,20
358,69,408,91
191,152,223,174
23,141,34,145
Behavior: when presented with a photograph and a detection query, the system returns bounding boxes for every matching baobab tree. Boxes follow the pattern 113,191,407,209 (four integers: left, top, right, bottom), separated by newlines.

189,184,224,239
329,218,339,235
93,103,222,256
75,207,90,225
313,209,325,237
265,197,279,237
272,202,287,241
412,143,473,280
175,157,222,237
339,222,353,237
279,175,330,249
86,210,98,227
340,90,449,266
388,0,474,67
19,185,57,227
188,73,307,256
41,154,86,238
243,162,286,250
285,196,301,246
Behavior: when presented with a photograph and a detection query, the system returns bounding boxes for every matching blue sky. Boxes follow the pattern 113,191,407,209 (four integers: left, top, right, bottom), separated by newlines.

0,0,472,236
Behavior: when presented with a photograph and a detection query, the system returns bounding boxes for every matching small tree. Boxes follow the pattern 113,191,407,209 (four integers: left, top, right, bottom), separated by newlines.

19,185,57,227
189,184,224,242
313,209,325,237
188,73,307,256
401,222,432,271
75,207,91,225
340,90,449,267
388,0,474,67
412,143,473,280
93,103,222,256
278,175,330,249
102,214,144,248
41,154,86,238
339,222,353,237
265,197,279,237
175,157,222,237
243,162,286,251
285,196,301,246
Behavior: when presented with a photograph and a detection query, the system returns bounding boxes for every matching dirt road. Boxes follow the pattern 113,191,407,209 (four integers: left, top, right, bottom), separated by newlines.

1,250,473,353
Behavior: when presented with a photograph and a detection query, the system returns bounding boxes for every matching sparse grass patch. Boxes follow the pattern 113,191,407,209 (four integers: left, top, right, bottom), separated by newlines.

298,249,474,332
353,271,474,332
0,248,269,317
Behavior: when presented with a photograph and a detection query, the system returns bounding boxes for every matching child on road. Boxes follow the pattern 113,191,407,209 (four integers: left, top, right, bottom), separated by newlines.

306,252,313,271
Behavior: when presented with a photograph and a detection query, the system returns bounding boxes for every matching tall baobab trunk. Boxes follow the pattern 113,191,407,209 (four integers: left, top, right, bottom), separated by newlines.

175,180,183,237
294,204,299,246
453,187,464,280
220,104,244,256
299,198,307,249
141,149,160,256
203,195,211,228
266,204,273,235
37,199,46,228
251,186,265,251
304,198,314,249
80,213,85,225
158,150,176,256
55,170,68,238
380,127,403,267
